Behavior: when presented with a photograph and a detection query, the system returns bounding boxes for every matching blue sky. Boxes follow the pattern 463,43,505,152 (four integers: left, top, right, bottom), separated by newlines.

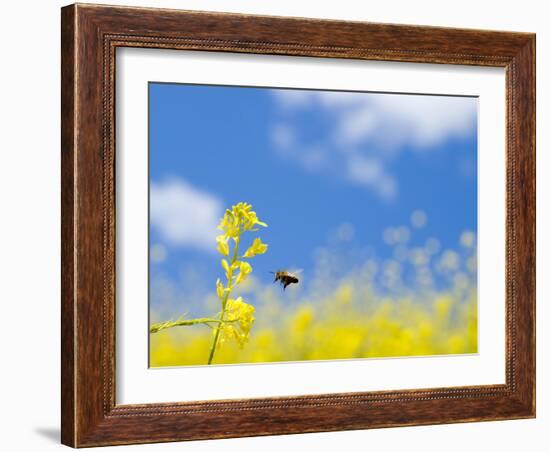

148,83,477,317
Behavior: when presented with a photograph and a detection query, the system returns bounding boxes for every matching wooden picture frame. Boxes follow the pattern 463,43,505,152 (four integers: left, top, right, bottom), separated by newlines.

61,3,535,447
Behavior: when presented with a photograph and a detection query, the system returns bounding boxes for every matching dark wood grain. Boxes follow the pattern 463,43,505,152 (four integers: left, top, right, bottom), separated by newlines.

61,3,536,447
60,5,76,446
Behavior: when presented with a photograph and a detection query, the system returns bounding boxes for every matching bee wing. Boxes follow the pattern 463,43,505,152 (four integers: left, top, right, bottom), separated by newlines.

285,269,303,281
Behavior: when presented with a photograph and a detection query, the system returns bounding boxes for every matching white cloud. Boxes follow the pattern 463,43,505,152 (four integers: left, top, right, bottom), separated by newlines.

150,178,222,252
334,93,477,149
338,108,378,146
300,146,328,171
346,156,397,201
270,89,477,200
270,123,295,150
272,90,477,150
271,89,314,108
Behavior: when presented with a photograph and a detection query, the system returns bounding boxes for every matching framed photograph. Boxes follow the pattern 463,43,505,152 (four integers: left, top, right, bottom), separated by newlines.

61,3,535,447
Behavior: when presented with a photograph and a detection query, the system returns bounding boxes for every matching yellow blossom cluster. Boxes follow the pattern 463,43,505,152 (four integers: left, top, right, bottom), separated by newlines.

208,202,268,362
150,202,268,365
217,297,256,348
217,202,267,240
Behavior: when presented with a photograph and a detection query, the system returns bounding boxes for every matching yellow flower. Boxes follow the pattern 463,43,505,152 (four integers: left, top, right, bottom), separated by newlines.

233,203,267,231
217,209,240,238
219,297,255,348
216,324,237,348
233,202,252,214
235,261,252,285
216,279,224,300
217,210,232,230
209,202,268,359
217,202,267,238
221,259,231,280
243,210,268,231
231,297,255,332
216,235,229,256
243,237,268,258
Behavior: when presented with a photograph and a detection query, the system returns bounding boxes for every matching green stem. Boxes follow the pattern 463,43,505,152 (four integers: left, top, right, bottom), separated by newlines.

208,236,240,365
149,317,237,334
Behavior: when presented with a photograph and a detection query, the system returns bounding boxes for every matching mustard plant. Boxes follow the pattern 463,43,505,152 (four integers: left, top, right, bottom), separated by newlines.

149,202,268,365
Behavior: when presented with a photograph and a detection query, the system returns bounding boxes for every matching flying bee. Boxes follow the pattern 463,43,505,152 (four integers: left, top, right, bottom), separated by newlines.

271,269,302,290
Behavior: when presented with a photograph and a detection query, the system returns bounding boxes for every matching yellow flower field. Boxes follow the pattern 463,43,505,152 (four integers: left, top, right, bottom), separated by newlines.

150,202,477,367
150,278,477,367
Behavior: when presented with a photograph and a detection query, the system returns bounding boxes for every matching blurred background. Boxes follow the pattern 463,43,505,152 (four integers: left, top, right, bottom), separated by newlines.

148,83,478,366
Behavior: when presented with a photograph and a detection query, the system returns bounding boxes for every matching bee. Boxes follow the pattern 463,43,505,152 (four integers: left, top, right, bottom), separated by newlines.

271,269,302,290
